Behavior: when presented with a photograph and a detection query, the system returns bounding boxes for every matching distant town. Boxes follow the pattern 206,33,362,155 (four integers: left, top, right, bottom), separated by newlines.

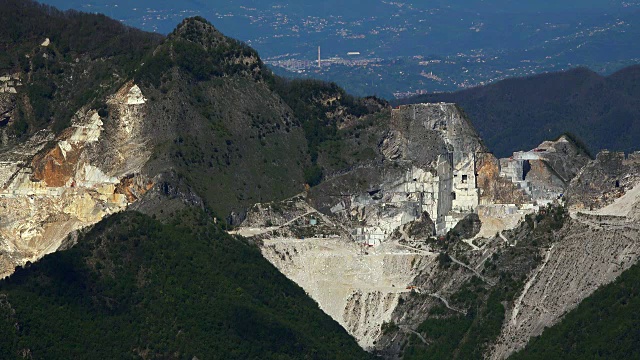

67,1,640,99
263,50,606,98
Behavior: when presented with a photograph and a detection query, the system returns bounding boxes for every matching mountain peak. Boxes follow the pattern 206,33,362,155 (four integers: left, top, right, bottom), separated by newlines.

137,16,267,84
171,16,226,50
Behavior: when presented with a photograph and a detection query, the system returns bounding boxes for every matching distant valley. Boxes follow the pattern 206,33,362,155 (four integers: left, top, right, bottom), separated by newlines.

39,0,640,98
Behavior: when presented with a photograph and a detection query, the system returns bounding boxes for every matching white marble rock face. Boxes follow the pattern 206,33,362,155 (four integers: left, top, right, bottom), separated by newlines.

233,103,594,349
0,82,152,278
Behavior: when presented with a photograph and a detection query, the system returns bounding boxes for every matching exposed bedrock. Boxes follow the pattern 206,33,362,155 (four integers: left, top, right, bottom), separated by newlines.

261,235,435,349
567,150,640,211
491,183,640,359
0,82,153,278
236,103,596,350
312,103,487,240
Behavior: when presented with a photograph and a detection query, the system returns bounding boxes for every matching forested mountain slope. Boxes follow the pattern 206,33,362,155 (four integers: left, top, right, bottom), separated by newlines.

396,66,640,157
0,0,162,136
0,2,379,357
511,261,640,359
0,210,370,359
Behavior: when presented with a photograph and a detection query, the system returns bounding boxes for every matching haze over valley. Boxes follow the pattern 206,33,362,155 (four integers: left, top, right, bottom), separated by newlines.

40,0,640,98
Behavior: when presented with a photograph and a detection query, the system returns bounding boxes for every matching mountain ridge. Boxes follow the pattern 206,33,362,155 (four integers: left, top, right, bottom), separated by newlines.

0,210,370,359
0,2,639,360
395,65,640,157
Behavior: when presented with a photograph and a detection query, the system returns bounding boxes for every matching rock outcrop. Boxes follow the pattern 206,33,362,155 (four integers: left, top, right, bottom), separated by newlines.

0,82,152,278
262,235,432,349
451,213,482,239
0,73,21,145
497,135,591,205
234,103,490,347
235,104,613,353
491,180,640,359
1,10,634,356
567,150,640,211
317,103,486,239
473,135,592,237
0,16,317,277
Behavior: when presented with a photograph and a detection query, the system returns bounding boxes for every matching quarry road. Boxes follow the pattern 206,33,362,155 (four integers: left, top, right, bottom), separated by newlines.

570,212,633,231
475,248,496,271
230,211,316,237
568,182,640,230
579,183,640,218
499,231,514,246
449,254,496,286
426,292,466,315
511,243,555,326
569,213,605,230
463,238,481,250
399,325,428,345
394,242,437,256
262,237,335,245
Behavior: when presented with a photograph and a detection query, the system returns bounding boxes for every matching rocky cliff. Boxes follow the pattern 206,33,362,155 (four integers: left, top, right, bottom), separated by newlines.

567,150,640,211
491,210,640,358
233,104,595,352
0,82,152,277
1,3,638,359
0,16,312,277
491,171,640,358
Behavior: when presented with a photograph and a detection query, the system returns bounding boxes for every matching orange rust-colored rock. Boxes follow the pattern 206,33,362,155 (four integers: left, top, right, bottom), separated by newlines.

114,80,136,99
476,152,529,205
31,143,83,187
527,160,558,183
115,175,154,203
476,152,500,199
57,126,76,140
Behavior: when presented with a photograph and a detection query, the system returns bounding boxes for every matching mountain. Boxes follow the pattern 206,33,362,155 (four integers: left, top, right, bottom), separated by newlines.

232,104,639,359
1,1,640,359
0,210,370,359
0,0,162,135
0,1,377,357
36,0,640,98
511,260,640,359
396,65,640,157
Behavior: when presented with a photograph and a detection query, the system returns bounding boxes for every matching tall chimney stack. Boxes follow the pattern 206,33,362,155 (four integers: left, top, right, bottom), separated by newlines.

318,46,321,69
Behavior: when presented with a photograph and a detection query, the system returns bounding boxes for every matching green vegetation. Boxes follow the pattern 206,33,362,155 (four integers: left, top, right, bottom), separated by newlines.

304,164,324,187
405,315,472,359
129,16,386,219
0,210,370,359
529,205,567,233
2,2,384,226
0,0,162,137
403,277,514,360
381,321,400,335
137,17,264,87
268,77,386,184
397,66,640,157
512,261,640,359
400,205,570,359
141,74,309,222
